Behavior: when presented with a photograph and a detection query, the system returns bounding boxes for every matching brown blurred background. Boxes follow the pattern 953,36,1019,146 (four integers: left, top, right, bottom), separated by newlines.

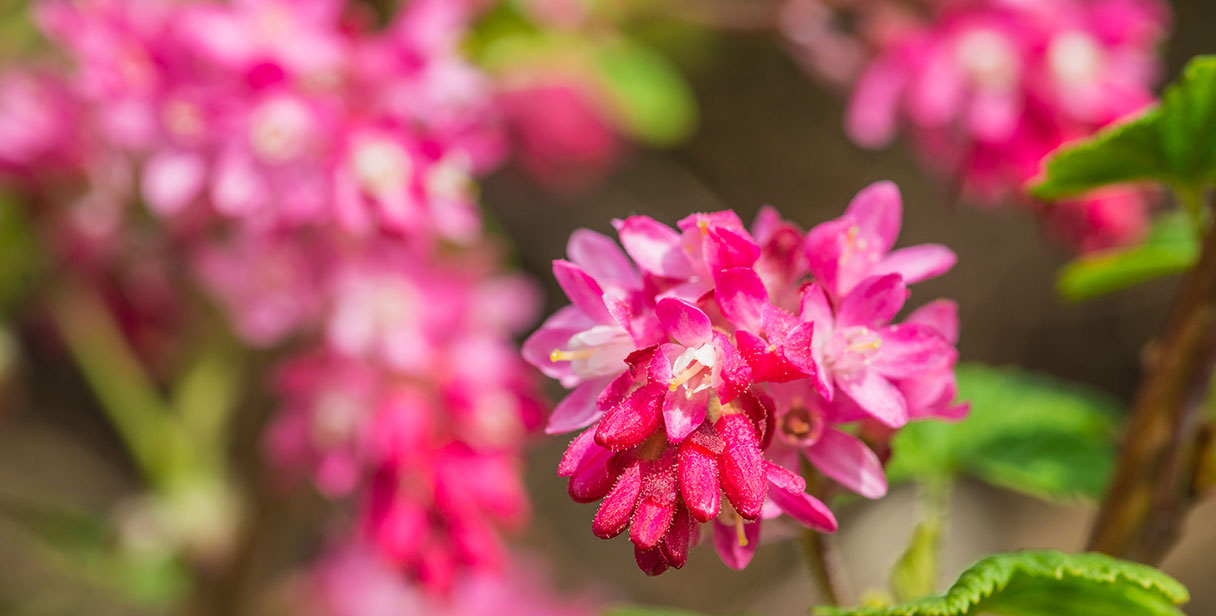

2,0,1215,614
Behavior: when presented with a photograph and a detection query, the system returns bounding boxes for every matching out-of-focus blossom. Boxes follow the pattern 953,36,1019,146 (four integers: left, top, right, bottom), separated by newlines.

836,0,1168,251
527,181,965,574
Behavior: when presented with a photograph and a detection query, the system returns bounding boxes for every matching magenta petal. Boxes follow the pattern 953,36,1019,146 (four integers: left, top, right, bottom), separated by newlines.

836,274,908,329
803,218,849,298
656,297,713,347
874,244,957,285
715,267,769,333
905,299,959,343
872,324,952,379
634,544,670,576
660,504,695,569
837,370,909,428
782,323,831,398
593,461,642,539
595,384,664,450
631,453,679,550
664,388,709,443
806,428,888,499
713,331,752,404
553,260,612,323
736,329,808,383
798,283,834,329
567,228,641,291
845,181,902,254
846,55,906,149
767,483,838,532
678,435,721,523
705,226,761,274
614,215,693,279
546,377,611,435
713,517,760,570
558,428,600,477
568,447,617,503
716,413,767,520
763,461,807,494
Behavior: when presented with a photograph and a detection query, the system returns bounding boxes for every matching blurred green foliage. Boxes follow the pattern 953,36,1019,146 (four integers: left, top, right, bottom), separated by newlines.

887,363,1120,501
1057,212,1199,301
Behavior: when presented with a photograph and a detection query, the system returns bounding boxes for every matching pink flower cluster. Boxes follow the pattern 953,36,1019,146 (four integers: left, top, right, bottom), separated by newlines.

525,181,966,574
836,0,1169,251
0,0,559,599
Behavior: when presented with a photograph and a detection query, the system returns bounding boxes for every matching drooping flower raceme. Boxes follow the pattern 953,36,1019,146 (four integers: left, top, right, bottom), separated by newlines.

525,181,966,574
841,0,1169,251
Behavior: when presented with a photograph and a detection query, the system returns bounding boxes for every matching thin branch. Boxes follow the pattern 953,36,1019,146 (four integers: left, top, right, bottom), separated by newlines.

1087,204,1216,562
799,528,850,606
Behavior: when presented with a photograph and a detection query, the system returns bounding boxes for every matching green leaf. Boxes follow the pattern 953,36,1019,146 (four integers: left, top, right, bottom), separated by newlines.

1033,55,1216,199
887,364,1120,500
593,40,697,146
816,551,1189,616
1057,212,1200,301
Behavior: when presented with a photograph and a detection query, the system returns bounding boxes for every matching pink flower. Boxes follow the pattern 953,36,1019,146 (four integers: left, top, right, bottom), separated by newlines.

844,0,1168,250
532,193,965,574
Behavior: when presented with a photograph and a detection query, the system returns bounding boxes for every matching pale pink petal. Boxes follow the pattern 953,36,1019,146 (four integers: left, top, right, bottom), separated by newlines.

663,388,709,443
552,260,611,323
798,283,835,331
656,297,712,347
905,299,960,343
873,244,957,285
806,428,887,499
520,307,591,385
767,483,838,532
872,323,953,379
713,518,761,570
142,149,205,216
837,370,909,428
803,218,849,298
546,377,612,435
846,55,907,148
715,267,768,333
613,215,693,279
836,274,908,329
845,181,902,254
567,228,641,292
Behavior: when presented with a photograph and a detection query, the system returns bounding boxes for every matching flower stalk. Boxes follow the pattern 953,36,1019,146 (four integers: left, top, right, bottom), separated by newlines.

1087,199,1216,562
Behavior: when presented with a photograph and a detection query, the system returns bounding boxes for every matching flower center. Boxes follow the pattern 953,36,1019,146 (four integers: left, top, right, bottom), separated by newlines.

780,402,824,447
827,326,882,375
668,343,716,393
249,97,312,163
955,28,1020,91
353,137,412,199
1048,31,1104,86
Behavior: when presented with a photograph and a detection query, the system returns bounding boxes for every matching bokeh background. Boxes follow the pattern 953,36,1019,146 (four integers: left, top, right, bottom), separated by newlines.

1,0,1214,614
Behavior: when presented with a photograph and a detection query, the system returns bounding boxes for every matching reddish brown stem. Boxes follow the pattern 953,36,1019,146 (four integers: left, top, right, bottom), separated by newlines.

1087,212,1216,562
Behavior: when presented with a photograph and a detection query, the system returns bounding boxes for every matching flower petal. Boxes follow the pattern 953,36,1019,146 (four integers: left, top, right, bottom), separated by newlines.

552,260,612,323
546,377,612,435
872,323,953,379
766,483,838,532
614,215,693,279
593,461,641,539
567,228,641,292
656,297,713,347
663,387,709,443
713,517,760,570
837,370,909,428
836,274,908,329
873,244,957,285
705,225,761,274
595,384,665,450
715,267,769,333
905,299,959,344
806,428,887,499
845,180,902,254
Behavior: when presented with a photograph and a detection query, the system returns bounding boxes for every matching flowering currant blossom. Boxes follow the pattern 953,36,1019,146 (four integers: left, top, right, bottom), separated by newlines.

0,0,561,602
526,181,965,574
844,0,1169,251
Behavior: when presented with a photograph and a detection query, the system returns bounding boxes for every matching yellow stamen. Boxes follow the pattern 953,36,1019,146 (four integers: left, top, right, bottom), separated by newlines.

550,348,596,362
669,364,705,391
847,339,882,353
735,514,749,547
